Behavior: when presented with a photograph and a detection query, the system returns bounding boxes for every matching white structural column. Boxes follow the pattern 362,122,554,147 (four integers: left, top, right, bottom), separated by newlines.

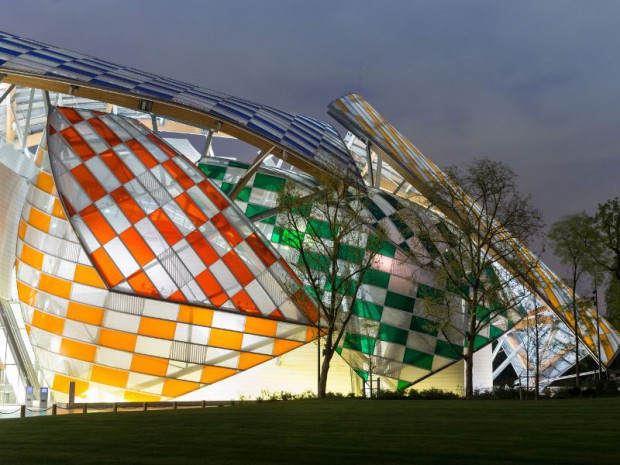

470,344,494,391
374,156,383,189
21,88,35,154
198,122,222,163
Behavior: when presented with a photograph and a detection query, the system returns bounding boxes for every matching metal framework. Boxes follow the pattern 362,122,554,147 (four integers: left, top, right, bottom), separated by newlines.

0,31,616,403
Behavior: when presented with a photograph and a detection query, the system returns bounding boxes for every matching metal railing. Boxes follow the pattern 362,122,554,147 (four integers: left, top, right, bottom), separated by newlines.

0,400,238,419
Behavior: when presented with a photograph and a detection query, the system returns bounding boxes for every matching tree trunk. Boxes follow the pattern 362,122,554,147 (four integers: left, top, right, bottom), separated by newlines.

574,304,580,388
572,283,580,388
525,347,530,401
318,347,334,399
465,347,474,398
534,310,540,401
464,299,477,399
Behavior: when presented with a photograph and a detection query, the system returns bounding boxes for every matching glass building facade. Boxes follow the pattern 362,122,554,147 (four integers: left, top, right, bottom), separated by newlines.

0,31,617,402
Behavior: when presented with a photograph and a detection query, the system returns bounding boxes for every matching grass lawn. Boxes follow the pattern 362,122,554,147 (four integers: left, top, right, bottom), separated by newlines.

0,398,618,465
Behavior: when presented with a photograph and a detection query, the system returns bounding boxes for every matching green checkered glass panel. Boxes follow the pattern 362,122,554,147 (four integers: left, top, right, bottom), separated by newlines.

198,158,520,389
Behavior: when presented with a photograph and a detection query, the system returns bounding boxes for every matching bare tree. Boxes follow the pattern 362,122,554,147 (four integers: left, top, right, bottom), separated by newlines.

276,168,386,398
520,300,541,400
548,213,600,387
520,303,568,399
529,305,544,400
399,158,543,398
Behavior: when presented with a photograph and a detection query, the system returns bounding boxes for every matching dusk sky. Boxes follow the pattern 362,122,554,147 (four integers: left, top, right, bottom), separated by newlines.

2,0,619,280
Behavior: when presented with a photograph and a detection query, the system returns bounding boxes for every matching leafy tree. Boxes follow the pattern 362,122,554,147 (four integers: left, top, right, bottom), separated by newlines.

585,263,607,379
399,158,543,398
590,198,620,281
276,169,386,399
548,213,601,387
589,198,620,333
605,279,620,331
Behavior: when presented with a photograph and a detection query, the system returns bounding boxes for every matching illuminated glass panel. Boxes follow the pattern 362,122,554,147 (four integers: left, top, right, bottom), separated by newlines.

328,93,620,365
47,107,314,325
15,140,317,402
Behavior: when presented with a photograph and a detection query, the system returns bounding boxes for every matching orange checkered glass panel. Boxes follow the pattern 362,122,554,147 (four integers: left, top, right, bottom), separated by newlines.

47,107,316,324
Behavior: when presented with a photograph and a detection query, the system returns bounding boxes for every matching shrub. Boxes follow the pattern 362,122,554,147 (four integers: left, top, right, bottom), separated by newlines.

407,388,461,400
375,390,407,400
551,381,618,399
596,379,619,397
472,386,521,400
255,390,317,402
552,387,584,399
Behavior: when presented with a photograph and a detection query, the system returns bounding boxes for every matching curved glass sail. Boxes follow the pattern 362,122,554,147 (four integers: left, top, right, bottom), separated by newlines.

0,30,363,186
328,93,620,366
14,111,317,401
46,106,316,323
200,158,522,389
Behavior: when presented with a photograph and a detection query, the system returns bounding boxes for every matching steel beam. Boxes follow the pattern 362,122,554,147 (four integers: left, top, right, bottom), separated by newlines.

200,121,222,162
228,146,275,200
392,179,406,195
21,88,36,154
248,188,327,223
0,84,15,105
9,103,24,147
43,91,51,112
492,335,507,359
492,340,525,379
151,114,159,134
374,156,383,189
365,141,374,186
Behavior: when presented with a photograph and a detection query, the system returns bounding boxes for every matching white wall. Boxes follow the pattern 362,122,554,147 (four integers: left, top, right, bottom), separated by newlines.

0,151,29,300
471,344,494,391
411,344,494,395
177,340,358,401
